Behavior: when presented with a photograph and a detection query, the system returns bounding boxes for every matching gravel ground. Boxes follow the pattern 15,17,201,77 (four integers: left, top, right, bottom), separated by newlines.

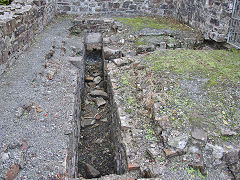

0,16,83,179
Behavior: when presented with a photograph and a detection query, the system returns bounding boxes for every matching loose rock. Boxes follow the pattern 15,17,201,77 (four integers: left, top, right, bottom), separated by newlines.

81,118,95,128
221,128,237,136
168,134,188,150
113,58,130,67
95,97,106,107
191,127,207,143
16,107,24,118
85,163,101,178
103,47,122,60
93,76,102,85
85,76,94,82
90,90,108,99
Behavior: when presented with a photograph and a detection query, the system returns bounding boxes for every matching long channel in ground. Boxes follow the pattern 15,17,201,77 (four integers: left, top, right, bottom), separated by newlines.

76,32,127,178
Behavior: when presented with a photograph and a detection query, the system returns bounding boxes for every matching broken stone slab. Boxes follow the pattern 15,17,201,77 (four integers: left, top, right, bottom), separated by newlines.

84,32,102,51
95,97,106,107
120,116,131,130
147,147,160,159
90,90,108,99
68,56,83,69
188,146,201,154
112,57,133,67
164,148,185,158
154,115,170,130
205,143,225,159
148,163,166,177
222,149,240,165
81,118,95,128
159,42,167,49
128,163,140,171
191,127,208,143
85,163,101,178
220,128,237,136
168,134,189,150
93,76,102,85
85,76,94,82
136,45,155,54
103,47,122,60
166,43,175,49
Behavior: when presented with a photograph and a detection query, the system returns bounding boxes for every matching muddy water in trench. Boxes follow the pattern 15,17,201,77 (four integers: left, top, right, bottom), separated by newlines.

78,51,115,178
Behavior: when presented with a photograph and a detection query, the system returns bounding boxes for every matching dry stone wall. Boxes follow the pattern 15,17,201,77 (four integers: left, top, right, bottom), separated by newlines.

0,0,56,75
175,0,233,42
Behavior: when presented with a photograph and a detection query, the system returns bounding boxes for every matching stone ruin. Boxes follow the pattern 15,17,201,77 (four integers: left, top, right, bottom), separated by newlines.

0,0,234,75
0,0,239,179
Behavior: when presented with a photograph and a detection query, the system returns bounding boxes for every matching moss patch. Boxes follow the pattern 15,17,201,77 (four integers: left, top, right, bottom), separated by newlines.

116,16,191,32
145,49,240,85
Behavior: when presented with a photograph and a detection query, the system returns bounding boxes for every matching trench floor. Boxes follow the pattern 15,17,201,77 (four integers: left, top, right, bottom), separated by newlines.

78,57,115,178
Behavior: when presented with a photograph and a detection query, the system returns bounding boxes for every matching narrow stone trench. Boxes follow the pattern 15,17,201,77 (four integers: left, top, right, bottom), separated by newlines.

77,34,119,178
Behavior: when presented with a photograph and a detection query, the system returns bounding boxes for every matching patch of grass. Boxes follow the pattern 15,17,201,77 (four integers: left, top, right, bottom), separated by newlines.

187,167,208,179
116,16,191,32
127,96,136,106
145,49,240,86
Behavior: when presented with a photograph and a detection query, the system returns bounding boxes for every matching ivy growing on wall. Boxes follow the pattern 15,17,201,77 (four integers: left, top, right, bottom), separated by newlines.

0,0,13,5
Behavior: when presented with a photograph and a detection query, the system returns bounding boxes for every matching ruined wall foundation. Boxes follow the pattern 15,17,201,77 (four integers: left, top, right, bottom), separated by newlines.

0,0,56,75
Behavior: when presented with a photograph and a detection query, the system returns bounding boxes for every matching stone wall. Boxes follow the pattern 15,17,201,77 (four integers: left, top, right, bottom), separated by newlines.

175,0,233,42
56,0,176,16
0,0,56,75
56,0,234,43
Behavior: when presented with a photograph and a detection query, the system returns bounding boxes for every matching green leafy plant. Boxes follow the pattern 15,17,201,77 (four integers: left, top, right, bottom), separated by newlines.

0,0,13,5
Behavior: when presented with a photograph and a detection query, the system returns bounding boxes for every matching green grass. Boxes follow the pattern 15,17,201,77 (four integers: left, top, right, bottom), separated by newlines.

145,49,240,86
116,16,191,32
0,0,12,5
